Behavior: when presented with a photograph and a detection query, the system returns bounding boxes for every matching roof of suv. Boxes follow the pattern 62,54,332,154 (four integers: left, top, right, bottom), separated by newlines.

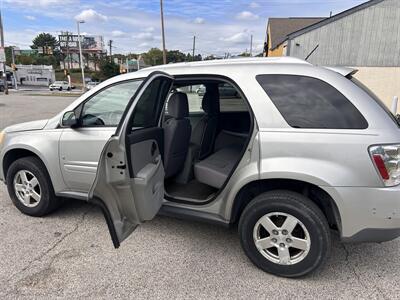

143,57,310,72
111,57,313,81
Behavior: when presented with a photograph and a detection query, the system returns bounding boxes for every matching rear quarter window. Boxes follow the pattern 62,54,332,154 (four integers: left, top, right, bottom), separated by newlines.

256,74,368,129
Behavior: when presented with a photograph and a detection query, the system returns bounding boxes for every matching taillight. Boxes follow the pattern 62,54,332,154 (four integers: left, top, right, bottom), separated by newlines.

369,145,400,186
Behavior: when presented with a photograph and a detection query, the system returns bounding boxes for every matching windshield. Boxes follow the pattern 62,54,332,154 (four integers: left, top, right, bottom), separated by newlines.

350,77,400,127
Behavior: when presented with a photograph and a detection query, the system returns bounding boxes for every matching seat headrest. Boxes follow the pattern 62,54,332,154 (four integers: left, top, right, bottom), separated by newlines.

202,92,219,115
168,92,189,119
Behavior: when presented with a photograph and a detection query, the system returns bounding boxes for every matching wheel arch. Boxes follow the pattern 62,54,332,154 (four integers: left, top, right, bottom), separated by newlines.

230,178,342,234
3,148,52,185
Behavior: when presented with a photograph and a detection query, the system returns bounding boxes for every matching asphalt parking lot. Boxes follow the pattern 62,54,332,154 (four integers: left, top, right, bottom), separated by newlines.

0,92,400,299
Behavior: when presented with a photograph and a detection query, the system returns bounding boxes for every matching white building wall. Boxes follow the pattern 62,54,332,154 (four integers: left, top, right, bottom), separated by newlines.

16,65,56,86
354,67,400,113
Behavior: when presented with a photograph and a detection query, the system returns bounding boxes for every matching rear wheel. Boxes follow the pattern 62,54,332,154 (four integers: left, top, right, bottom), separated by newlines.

6,157,61,217
239,190,331,277
59,87,62,91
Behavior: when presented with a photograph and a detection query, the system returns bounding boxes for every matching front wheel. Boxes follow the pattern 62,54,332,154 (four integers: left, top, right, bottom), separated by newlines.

6,157,61,217
239,190,331,277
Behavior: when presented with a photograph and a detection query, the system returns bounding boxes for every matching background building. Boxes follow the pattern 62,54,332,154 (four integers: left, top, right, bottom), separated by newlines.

15,65,55,86
285,0,400,111
264,18,325,57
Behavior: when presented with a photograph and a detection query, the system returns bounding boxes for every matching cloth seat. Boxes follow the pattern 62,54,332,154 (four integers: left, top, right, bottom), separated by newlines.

191,91,219,160
194,145,243,189
163,92,191,178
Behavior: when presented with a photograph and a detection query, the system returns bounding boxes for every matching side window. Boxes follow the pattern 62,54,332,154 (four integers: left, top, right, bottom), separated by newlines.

256,74,368,129
81,80,143,127
218,83,247,112
130,77,172,128
165,85,204,115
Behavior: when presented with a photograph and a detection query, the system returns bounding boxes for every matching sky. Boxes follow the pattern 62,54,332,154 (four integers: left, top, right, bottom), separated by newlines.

2,0,367,57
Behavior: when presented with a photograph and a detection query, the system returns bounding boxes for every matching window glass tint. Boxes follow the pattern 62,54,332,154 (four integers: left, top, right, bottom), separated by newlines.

81,80,142,127
256,75,368,129
130,77,172,128
218,83,247,112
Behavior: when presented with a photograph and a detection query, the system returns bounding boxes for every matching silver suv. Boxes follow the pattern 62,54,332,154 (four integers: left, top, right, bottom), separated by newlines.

1,58,400,277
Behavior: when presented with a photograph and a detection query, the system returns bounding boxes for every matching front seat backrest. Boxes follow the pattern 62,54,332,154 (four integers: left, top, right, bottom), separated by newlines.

191,91,219,160
163,92,192,178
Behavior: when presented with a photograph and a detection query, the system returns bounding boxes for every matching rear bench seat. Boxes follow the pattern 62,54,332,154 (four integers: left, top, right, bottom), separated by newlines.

194,130,247,189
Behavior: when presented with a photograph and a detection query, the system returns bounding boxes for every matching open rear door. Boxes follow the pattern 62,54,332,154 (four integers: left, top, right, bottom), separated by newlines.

88,72,174,248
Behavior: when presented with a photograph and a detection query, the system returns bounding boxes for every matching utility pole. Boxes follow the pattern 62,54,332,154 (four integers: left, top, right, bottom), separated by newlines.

11,46,17,89
77,21,86,91
250,34,253,57
192,35,196,61
108,40,113,62
160,0,167,64
0,9,8,95
66,31,71,70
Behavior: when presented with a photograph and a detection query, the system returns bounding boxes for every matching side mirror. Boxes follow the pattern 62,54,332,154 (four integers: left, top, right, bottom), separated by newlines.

61,111,78,127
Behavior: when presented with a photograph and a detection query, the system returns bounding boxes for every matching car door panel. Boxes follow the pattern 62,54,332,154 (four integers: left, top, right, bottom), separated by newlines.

89,72,174,247
59,127,115,192
128,129,164,221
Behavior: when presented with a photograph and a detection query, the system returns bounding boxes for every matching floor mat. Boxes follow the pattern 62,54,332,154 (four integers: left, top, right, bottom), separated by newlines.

165,179,218,201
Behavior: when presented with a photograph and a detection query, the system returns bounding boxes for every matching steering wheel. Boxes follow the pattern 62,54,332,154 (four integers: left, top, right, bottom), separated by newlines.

82,114,105,126
106,111,124,126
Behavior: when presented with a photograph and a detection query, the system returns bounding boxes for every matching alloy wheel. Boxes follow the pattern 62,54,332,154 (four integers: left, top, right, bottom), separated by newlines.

13,170,41,208
253,212,311,265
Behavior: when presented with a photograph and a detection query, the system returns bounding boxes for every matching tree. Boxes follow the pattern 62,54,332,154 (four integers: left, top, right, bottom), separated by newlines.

238,52,251,57
99,59,120,80
5,47,13,66
166,50,186,63
31,33,58,53
142,48,164,66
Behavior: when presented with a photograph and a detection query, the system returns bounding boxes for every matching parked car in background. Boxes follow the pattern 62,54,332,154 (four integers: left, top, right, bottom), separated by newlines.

49,81,70,91
219,83,240,98
2,58,400,278
86,81,99,90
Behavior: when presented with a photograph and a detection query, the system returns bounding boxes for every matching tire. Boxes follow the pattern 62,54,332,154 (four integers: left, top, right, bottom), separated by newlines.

6,156,61,217
59,87,62,91
239,190,331,278
50,88,53,91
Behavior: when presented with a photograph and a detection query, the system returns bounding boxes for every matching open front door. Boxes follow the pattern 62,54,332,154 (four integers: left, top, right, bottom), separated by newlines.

89,72,174,248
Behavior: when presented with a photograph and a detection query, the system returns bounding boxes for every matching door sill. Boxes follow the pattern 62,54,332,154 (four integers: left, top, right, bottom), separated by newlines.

56,191,89,201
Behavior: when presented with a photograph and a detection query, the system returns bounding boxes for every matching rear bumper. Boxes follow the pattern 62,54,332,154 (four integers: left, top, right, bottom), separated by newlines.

324,186,400,242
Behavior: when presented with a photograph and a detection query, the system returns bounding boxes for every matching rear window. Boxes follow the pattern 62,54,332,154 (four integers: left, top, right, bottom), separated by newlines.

256,74,368,129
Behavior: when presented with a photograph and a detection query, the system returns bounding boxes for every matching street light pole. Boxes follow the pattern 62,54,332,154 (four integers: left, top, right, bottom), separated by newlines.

77,20,86,91
0,9,8,95
11,46,17,90
160,0,167,64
